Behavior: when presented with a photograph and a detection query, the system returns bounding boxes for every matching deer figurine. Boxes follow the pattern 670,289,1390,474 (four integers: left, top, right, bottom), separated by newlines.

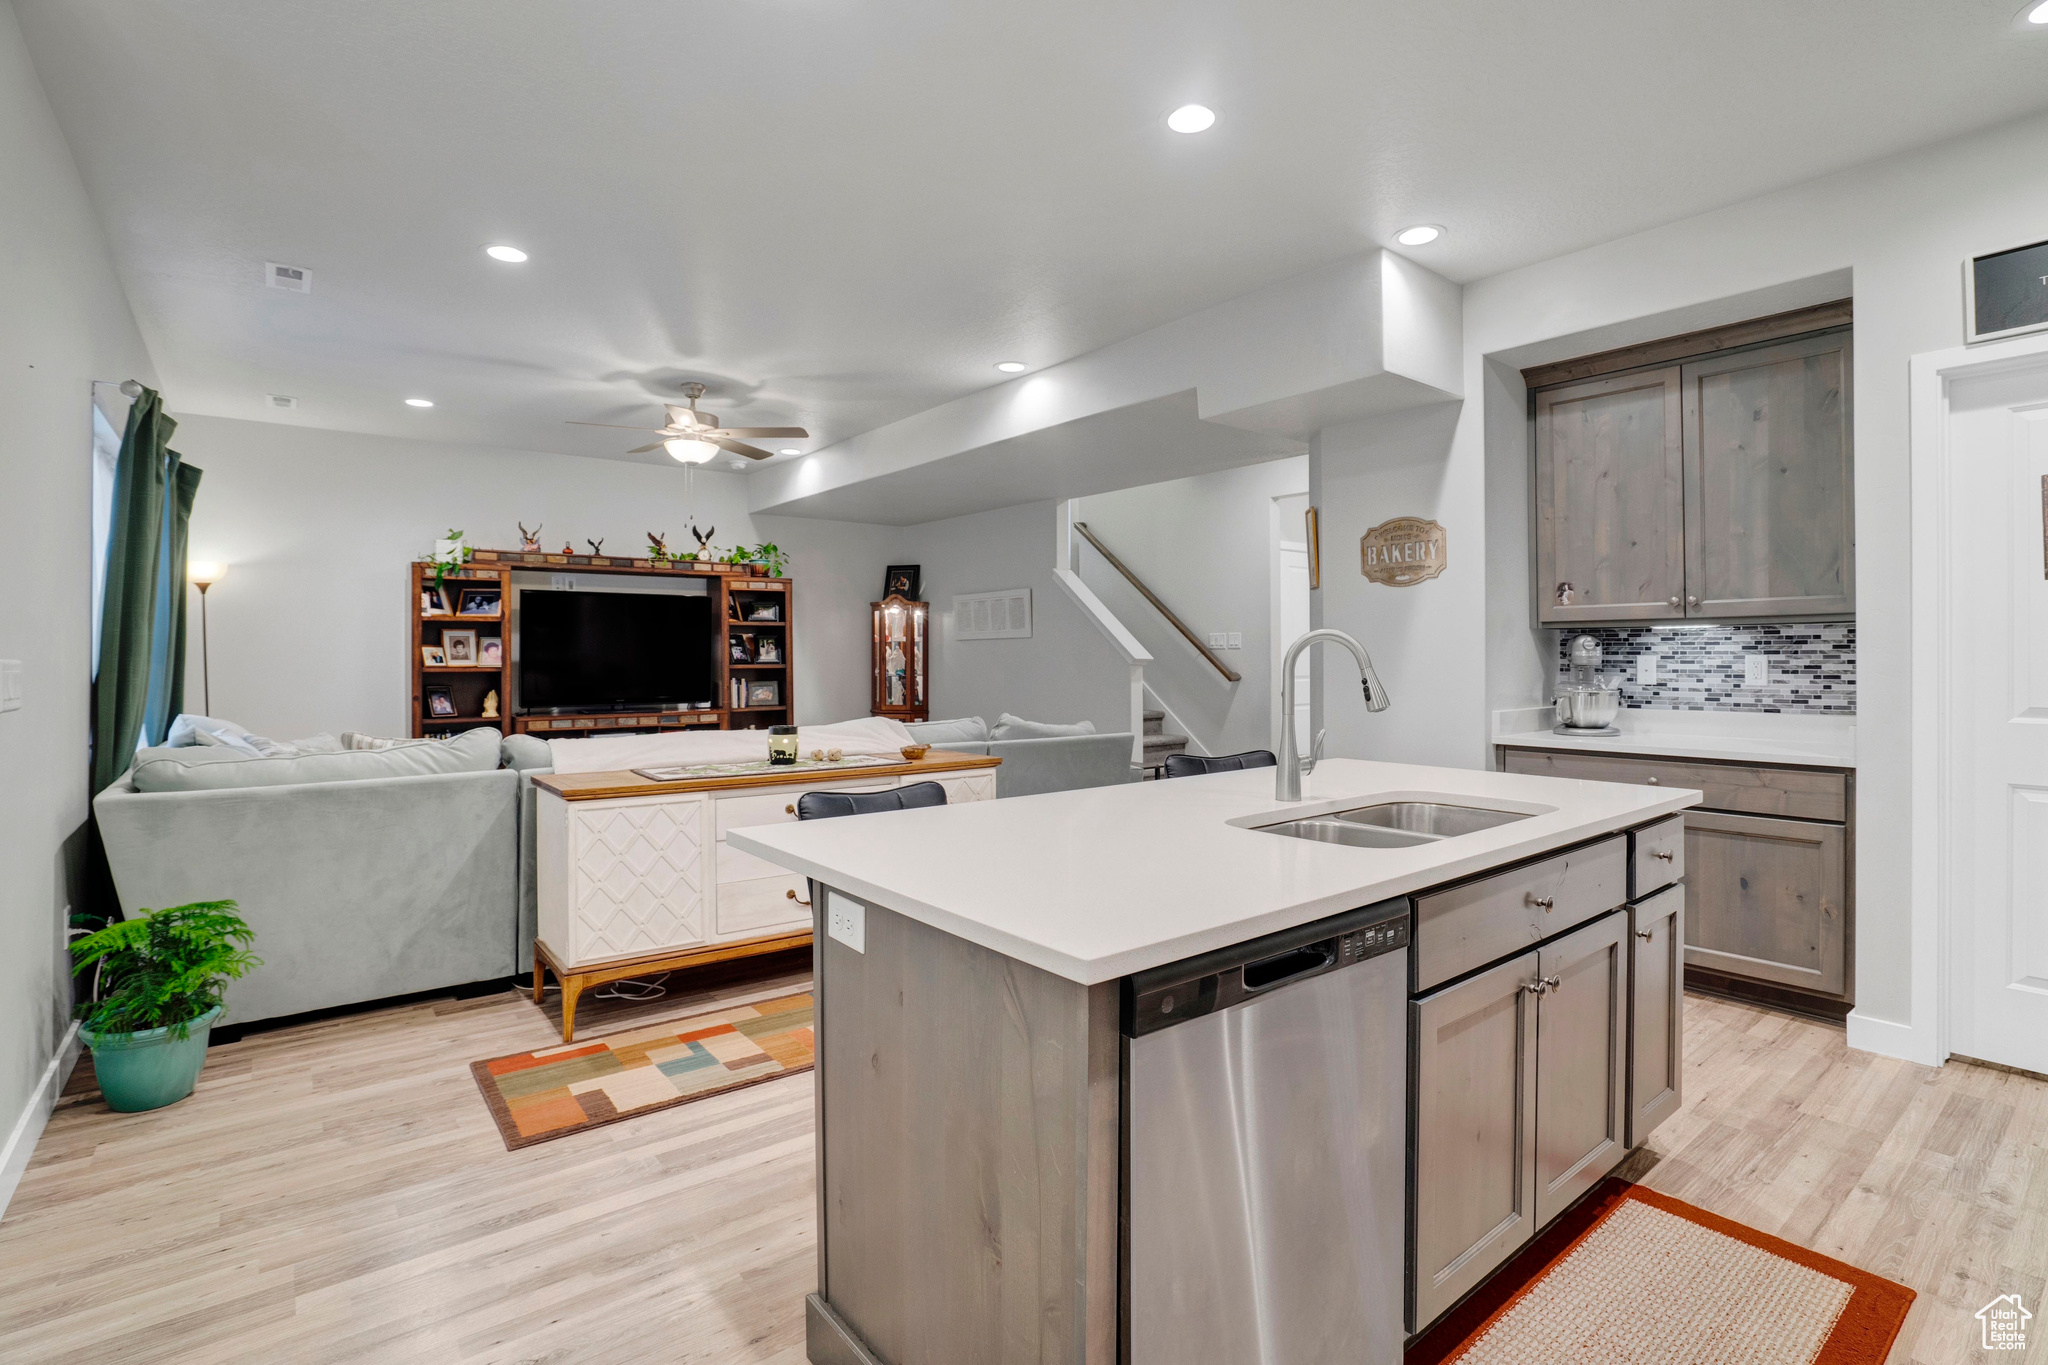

690,524,716,562
518,521,542,553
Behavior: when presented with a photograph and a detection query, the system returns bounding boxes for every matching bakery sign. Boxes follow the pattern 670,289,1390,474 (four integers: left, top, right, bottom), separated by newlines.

1360,517,1447,586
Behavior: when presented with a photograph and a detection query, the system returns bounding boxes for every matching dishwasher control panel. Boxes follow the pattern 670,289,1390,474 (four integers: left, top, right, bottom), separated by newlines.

1123,898,1408,1038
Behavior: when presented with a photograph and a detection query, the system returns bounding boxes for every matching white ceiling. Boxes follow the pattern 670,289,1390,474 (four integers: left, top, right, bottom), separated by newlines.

20,0,2048,477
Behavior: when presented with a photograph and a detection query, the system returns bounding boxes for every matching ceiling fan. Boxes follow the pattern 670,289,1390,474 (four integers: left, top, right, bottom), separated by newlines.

567,383,808,464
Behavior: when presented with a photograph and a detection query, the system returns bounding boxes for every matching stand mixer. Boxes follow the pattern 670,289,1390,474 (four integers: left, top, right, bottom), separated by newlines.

1553,635,1622,736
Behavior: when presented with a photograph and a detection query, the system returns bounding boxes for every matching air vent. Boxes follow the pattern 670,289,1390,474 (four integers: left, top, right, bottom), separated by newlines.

954,588,1032,640
267,394,298,410
265,262,312,293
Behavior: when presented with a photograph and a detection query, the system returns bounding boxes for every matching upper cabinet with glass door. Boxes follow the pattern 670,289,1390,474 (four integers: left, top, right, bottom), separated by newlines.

1531,323,1853,626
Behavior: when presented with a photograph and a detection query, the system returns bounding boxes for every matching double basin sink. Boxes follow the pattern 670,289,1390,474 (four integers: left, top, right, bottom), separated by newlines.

1260,800,1534,850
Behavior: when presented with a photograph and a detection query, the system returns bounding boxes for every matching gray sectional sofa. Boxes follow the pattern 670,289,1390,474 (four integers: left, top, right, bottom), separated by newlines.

902,715,1138,798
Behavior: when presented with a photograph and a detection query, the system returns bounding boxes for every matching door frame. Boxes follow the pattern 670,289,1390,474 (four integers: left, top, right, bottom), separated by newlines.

1898,332,2048,1068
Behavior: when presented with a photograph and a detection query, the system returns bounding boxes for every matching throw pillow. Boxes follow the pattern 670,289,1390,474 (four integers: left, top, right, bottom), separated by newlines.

341,732,431,751
167,713,263,754
991,713,1097,740
904,715,991,745
131,726,502,793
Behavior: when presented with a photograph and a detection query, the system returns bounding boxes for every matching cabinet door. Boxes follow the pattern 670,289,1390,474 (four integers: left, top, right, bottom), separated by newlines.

1681,330,1854,619
1627,886,1684,1148
564,796,709,963
1411,951,1539,1332
1534,910,1628,1228
1684,811,1847,998
1533,367,1686,624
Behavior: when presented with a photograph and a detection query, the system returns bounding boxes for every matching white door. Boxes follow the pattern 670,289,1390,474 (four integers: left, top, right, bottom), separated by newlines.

1947,359,2048,1073
1275,542,1311,752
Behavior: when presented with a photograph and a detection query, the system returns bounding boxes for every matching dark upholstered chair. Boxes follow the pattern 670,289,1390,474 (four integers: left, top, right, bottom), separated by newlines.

1162,749,1279,778
795,780,948,821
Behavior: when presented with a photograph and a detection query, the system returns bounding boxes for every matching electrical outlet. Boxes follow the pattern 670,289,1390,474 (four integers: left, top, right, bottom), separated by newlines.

0,660,20,713
827,892,865,953
1744,655,1769,688
1636,654,1658,686
1226,632,1243,650
1206,632,1226,648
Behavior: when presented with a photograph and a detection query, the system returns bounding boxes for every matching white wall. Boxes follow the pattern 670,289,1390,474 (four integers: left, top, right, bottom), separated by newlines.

173,416,895,738
1075,457,1308,754
1458,106,2048,1054
0,0,157,1200
896,501,1129,732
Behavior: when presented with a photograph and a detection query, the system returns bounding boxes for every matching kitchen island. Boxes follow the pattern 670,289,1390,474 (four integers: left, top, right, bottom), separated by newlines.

729,758,1698,1365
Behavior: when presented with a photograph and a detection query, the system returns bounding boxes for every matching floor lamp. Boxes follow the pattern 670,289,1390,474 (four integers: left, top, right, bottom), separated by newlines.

188,561,224,715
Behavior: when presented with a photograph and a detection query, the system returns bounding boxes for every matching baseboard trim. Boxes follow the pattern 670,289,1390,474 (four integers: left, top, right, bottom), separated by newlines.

0,1020,82,1224
1846,1009,1939,1066
806,1294,887,1365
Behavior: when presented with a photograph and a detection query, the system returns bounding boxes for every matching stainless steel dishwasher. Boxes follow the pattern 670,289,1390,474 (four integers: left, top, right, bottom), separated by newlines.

1122,898,1409,1365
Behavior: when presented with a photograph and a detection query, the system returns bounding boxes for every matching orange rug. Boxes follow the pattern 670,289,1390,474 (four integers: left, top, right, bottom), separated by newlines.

471,992,813,1150
1407,1179,1915,1365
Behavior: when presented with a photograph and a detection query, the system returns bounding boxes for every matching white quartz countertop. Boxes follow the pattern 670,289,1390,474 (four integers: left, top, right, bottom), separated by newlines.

1491,707,1856,769
727,758,1697,985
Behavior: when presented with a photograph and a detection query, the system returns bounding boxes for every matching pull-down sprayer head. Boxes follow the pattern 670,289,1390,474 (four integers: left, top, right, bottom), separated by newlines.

1278,629,1390,800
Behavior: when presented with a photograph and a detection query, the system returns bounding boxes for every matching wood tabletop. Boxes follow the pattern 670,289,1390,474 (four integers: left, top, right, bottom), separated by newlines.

532,748,1001,800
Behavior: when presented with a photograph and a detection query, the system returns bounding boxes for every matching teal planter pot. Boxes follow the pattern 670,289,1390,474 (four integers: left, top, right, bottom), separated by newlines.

80,1006,223,1113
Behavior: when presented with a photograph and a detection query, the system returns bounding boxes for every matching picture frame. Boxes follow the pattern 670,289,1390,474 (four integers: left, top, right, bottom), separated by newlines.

746,601,782,622
884,564,921,600
442,629,479,666
420,644,447,667
1965,236,2048,344
456,587,501,617
425,686,456,718
729,634,754,663
478,636,503,668
754,634,783,664
745,678,782,708
420,586,450,616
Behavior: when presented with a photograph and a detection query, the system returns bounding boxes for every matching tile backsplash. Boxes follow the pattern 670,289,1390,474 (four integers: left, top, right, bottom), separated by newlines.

1554,622,1855,714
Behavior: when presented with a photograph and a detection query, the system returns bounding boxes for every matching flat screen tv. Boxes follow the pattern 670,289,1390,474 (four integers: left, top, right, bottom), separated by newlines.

518,589,716,712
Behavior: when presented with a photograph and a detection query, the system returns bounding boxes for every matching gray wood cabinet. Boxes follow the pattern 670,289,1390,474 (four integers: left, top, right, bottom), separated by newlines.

1534,911,1628,1227
1410,950,1539,1332
1531,327,1853,626
1627,886,1684,1147
1684,810,1847,998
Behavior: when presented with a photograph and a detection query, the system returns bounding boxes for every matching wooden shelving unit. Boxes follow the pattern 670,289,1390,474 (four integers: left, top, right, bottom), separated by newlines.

724,580,794,730
406,552,793,739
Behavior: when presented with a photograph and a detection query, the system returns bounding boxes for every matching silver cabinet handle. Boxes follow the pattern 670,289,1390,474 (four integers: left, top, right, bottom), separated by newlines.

1686,595,1700,608
1646,777,1660,785
1636,929,1654,941
1667,596,1680,608
1652,849,1675,861
1526,893,1555,911
1556,582,1575,604
1521,975,1561,996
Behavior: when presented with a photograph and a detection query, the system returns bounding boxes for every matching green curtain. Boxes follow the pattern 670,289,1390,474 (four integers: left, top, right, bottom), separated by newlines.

91,389,203,795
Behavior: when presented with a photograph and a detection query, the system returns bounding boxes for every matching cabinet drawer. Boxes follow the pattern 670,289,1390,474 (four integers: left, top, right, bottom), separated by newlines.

1501,748,1846,822
715,873,811,938
1413,837,1627,992
1630,815,1685,899
714,778,902,838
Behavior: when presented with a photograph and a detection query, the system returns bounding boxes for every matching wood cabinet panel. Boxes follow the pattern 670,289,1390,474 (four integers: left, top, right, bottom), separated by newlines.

1534,911,1628,1227
1684,811,1847,998
1534,368,1687,624
1630,814,1686,899
1410,951,1540,1332
1682,331,1855,619
1412,836,1627,992
1499,747,1847,822
1627,886,1684,1147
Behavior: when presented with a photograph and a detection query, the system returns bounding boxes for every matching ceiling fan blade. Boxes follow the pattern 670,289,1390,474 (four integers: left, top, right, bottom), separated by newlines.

710,427,809,439
567,420,676,433
711,437,775,460
626,441,670,455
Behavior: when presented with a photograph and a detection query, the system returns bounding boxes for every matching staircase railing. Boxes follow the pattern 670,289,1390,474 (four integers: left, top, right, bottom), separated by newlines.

1052,504,1151,766
1071,522,1241,683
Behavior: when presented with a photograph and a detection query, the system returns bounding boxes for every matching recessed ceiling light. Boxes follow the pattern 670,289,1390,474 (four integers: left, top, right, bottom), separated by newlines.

995,361,1028,373
2029,0,2048,22
1166,104,1216,134
779,447,801,456
1395,225,1443,247
484,244,528,263
404,397,434,407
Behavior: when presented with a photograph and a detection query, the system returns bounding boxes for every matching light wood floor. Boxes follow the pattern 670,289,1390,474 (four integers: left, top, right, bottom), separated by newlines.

1,979,2042,1363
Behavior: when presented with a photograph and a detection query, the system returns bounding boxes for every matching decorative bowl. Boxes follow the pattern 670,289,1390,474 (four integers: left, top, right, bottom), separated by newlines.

900,743,931,761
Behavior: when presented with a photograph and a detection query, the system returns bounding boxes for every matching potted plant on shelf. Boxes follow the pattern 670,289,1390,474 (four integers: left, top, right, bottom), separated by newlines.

70,901,260,1113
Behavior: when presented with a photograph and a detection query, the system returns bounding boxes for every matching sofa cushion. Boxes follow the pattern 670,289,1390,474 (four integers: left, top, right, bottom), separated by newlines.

500,733,553,772
906,715,991,745
131,726,502,793
991,713,1097,740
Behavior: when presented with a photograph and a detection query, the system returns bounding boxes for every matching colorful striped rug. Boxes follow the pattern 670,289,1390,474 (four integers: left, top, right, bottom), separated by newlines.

471,992,813,1150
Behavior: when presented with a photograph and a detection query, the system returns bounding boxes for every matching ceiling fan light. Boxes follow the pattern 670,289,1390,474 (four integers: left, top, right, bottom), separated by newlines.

665,437,720,464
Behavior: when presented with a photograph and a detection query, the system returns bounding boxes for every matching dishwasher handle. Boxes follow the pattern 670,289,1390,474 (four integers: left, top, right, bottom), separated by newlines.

1241,941,1336,992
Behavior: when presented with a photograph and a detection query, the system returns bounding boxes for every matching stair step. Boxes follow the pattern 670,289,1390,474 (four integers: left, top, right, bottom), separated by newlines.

1142,708,1165,736
1140,732,1188,753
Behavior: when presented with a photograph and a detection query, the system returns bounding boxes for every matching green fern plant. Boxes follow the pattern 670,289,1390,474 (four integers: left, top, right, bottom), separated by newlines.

70,902,261,1039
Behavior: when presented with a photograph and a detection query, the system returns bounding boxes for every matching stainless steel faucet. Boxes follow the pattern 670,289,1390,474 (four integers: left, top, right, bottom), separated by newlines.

1277,629,1389,801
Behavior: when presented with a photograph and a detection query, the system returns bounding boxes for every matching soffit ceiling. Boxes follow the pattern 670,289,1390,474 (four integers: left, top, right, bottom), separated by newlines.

19,0,2048,474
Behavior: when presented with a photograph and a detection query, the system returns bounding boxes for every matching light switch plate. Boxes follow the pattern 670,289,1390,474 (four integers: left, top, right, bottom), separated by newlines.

1226,632,1243,650
827,891,865,953
1636,654,1658,686
1744,655,1769,688
1206,632,1226,648
0,660,20,713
